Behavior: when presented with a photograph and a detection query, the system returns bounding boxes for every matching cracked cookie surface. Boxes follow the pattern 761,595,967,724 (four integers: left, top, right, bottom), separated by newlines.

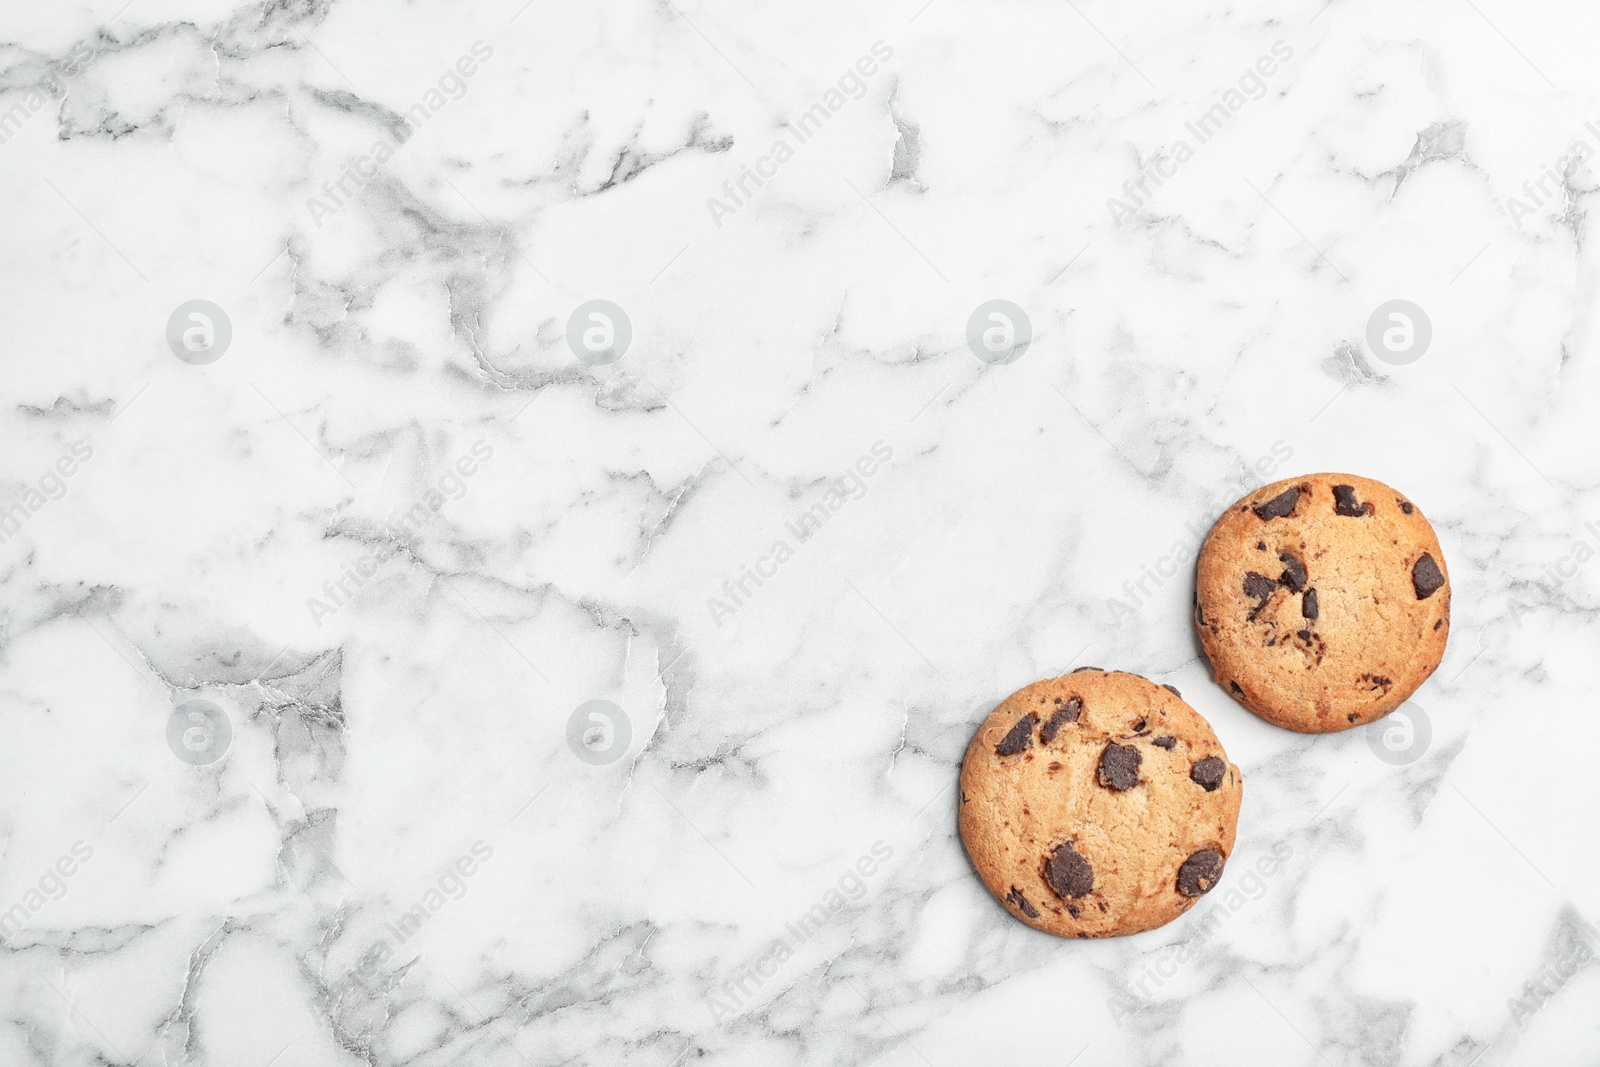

959,671,1241,939
1195,472,1450,733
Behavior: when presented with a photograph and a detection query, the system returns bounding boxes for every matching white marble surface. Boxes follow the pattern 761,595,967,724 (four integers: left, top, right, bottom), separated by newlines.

2,0,1599,1063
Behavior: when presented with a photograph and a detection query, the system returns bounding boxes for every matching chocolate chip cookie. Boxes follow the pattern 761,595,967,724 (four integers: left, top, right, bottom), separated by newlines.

959,670,1242,939
1195,473,1449,732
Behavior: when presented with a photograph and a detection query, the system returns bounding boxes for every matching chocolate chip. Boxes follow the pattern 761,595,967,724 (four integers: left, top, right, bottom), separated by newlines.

1255,540,1266,550
1243,571,1277,620
1097,743,1142,791
1243,572,1277,601
1398,499,1414,514
1006,887,1040,918
1434,618,1443,630
1230,680,1244,696
1190,756,1226,791
1413,554,1445,599
995,713,1036,757
1072,666,1103,673
1332,484,1371,517
1043,842,1095,899
1195,600,1206,626
1048,761,1062,772
1131,718,1147,733
1296,629,1311,641
1176,849,1225,897
1152,735,1177,749
1039,697,1082,743
1302,588,1318,620
1067,902,1081,918
1252,487,1300,521
1162,684,1181,698
1277,551,1306,592
1348,713,1360,723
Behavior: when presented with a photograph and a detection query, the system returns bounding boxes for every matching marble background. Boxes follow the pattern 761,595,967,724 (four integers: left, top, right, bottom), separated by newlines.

2,0,1598,1063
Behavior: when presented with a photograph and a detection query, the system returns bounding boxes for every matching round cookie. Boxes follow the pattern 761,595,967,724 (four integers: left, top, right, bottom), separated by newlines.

1195,472,1449,733
958,670,1242,939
